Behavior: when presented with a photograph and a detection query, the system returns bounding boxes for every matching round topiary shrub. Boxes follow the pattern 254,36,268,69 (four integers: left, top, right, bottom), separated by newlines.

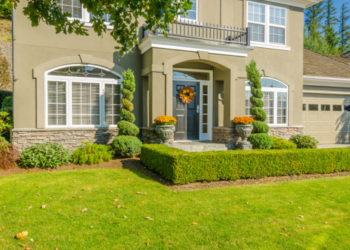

112,136,142,158
19,142,71,168
117,120,139,136
271,136,297,150
252,121,269,134
249,134,273,149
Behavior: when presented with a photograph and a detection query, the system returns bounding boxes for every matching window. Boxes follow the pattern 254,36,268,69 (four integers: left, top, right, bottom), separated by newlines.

303,104,306,111
57,0,112,26
309,104,318,111
333,105,342,111
245,78,288,126
247,1,287,46
46,65,121,128
321,105,330,111
180,0,198,21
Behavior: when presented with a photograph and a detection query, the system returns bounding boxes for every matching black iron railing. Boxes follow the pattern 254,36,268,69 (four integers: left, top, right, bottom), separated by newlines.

144,20,250,46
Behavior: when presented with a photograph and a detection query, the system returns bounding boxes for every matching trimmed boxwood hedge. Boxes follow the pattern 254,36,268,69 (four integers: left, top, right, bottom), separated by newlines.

140,144,350,184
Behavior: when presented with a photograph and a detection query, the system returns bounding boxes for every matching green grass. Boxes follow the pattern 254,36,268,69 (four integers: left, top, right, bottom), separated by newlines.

0,169,350,249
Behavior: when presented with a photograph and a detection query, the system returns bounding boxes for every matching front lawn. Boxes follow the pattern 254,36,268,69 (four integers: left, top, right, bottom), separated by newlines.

0,169,350,249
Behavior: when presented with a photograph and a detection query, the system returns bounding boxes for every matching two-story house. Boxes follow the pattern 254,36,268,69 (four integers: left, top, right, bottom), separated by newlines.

12,0,321,150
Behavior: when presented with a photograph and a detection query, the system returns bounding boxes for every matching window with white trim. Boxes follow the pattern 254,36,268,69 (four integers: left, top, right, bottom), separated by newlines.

245,78,288,126
57,0,112,26
46,65,122,128
179,0,198,21
247,1,287,46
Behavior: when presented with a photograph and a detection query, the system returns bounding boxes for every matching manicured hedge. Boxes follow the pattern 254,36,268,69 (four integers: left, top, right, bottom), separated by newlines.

140,144,350,184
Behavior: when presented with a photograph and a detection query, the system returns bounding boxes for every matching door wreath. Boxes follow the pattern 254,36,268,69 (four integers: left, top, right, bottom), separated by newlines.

179,86,195,104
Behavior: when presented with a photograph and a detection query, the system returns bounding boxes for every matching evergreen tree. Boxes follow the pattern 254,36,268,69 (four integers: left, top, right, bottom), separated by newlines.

305,1,324,42
340,3,350,53
323,0,340,54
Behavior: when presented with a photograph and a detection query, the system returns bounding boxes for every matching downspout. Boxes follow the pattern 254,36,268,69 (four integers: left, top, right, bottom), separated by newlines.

11,4,14,142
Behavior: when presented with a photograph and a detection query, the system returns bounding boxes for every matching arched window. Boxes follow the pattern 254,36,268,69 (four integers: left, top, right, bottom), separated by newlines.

45,64,122,128
245,77,288,126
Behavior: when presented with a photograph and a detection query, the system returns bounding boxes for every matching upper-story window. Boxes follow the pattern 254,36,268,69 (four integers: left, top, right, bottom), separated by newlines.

179,0,198,21
57,0,112,27
247,1,287,47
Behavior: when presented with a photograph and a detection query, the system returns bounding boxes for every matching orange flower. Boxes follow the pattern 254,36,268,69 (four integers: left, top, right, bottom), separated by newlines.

154,115,177,125
233,117,254,125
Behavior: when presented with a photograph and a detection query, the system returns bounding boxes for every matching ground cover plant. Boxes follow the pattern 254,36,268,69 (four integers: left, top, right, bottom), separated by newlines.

19,142,71,168
271,136,297,150
0,169,350,249
141,145,350,184
71,142,114,165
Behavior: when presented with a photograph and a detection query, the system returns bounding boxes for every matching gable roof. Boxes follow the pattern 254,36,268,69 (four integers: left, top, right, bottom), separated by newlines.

304,48,350,79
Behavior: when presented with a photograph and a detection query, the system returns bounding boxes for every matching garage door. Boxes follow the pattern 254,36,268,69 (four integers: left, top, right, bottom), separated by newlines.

303,93,350,144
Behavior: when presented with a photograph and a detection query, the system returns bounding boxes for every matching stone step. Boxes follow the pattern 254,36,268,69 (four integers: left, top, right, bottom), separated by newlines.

170,141,229,152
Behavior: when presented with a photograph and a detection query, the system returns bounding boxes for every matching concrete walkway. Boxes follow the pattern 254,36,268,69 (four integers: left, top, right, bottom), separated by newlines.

317,144,350,149
171,141,229,152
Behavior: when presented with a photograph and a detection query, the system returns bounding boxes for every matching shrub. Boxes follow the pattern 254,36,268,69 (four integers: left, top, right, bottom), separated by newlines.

120,69,136,123
20,143,71,168
141,144,350,184
117,120,139,136
249,134,273,149
271,136,297,150
0,111,12,141
246,60,266,122
1,96,12,113
0,141,18,170
72,142,114,165
290,135,319,149
252,121,269,133
112,135,142,158
0,91,11,109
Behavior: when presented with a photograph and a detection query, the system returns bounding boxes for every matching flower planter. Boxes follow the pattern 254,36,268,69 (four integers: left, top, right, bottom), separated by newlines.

155,125,176,144
236,124,253,150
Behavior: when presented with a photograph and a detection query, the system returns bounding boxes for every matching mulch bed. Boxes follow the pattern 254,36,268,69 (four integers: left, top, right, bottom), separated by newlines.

1,158,350,191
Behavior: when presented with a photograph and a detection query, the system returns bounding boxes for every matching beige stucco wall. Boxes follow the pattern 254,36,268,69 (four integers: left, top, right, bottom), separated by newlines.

13,0,304,130
13,1,143,129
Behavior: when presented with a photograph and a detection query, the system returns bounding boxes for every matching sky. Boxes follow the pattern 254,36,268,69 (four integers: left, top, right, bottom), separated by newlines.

335,0,349,14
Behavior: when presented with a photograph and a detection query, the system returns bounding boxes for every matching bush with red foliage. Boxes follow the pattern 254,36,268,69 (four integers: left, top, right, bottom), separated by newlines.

0,142,18,170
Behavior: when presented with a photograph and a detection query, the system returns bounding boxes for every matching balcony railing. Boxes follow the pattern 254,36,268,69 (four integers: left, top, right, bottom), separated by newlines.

143,20,250,46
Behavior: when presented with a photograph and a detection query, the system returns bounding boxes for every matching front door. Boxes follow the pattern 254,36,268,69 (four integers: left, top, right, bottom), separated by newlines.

173,81,200,141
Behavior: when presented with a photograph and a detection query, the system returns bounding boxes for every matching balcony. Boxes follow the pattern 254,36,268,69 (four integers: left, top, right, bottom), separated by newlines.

139,20,253,57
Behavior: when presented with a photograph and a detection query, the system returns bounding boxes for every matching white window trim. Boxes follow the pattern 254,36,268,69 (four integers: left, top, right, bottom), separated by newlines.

245,77,289,126
178,0,199,23
45,64,123,129
67,7,113,29
247,1,289,50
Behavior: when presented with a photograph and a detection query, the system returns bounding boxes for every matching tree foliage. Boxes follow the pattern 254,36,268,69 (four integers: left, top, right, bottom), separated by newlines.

0,0,12,18
9,0,192,56
340,3,350,53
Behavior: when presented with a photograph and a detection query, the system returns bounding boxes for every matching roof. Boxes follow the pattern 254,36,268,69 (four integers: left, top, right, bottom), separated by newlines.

341,51,350,61
303,48,350,78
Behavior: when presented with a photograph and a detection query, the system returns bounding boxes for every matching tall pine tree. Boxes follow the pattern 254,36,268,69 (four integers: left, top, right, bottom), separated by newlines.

323,0,340,55
305,2,324,42
340,3,350,53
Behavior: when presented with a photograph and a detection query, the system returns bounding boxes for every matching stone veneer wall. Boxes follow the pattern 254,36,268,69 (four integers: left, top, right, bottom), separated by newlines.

141,127,174,144
12,128,119,151
213,126,304,149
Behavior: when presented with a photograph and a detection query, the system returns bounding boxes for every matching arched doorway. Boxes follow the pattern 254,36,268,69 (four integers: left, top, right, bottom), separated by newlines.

172,68,213,141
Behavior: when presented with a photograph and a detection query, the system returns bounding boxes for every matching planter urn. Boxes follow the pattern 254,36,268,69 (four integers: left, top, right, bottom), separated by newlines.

155,125,176,144
236,124,253,150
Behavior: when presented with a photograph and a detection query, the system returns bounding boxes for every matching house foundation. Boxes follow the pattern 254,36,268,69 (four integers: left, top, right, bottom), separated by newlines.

12,128,119,151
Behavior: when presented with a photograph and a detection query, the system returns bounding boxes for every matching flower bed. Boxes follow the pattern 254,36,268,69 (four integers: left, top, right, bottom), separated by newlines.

140,144,350,184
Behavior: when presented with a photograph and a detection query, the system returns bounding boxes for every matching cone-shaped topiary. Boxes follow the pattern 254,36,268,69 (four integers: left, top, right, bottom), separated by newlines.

113,69,142,157
246,59,266,122
119,69,136,123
